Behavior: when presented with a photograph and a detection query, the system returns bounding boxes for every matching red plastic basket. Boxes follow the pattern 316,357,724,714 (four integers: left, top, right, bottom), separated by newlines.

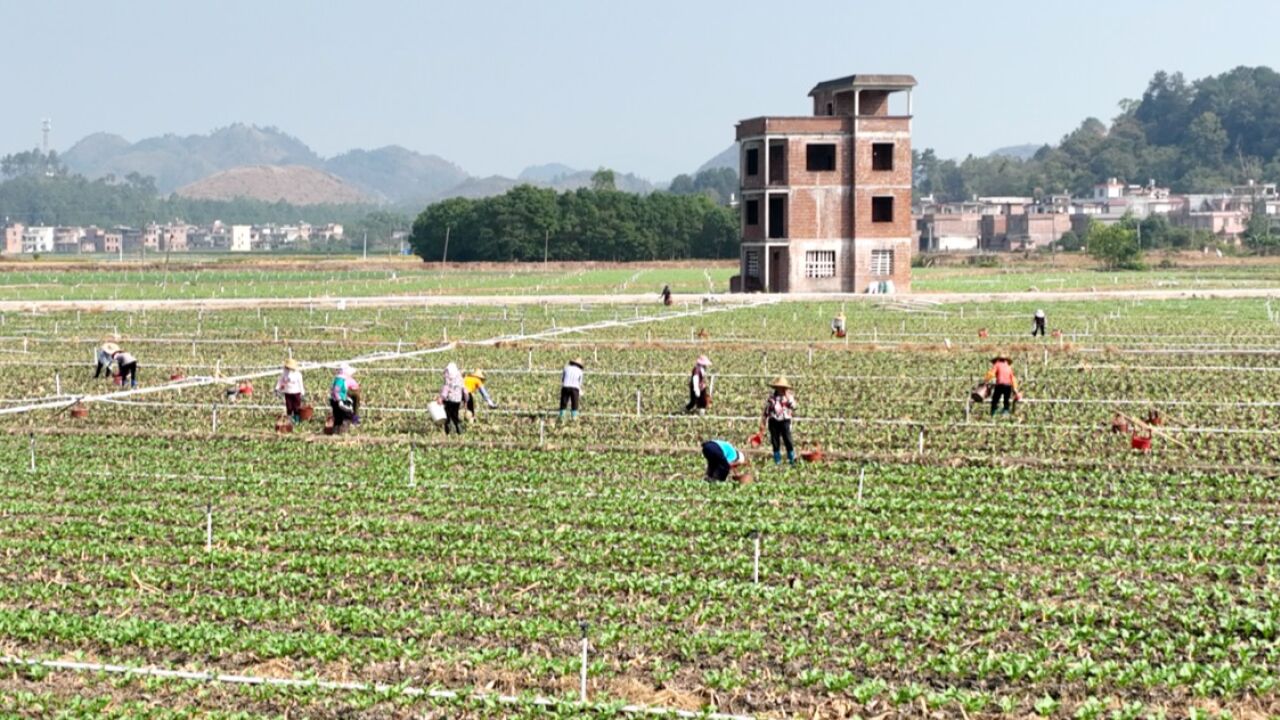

747,432,763,448
1131,434,1152,452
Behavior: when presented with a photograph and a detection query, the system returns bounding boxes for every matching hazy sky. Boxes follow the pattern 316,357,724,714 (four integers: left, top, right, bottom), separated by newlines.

5,0,1279,181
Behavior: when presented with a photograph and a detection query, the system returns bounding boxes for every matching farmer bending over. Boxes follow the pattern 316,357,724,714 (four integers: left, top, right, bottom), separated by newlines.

701,439,749,483
559,357,584,420
985,356,1019,416
463,368,496,420
113,348,139,388
94,341,119,379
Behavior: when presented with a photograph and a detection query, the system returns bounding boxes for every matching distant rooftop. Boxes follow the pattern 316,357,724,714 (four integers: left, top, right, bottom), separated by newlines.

809,74,917,96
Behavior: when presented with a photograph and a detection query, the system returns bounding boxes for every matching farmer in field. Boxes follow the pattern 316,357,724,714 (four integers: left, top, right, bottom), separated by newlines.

831,312,846,338
463,368,497,420
94,340,119,379
760,376,797,466
329,364,358,433
684,355,712,415
1031,309,1047,337
984,356,1020,416
112,348,138,388
275,358,305,425
701,439,749,483
559,357,585,420
661,284,673,306
438,362,468,434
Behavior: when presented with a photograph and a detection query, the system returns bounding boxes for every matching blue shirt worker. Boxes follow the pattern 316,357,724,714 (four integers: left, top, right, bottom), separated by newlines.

701,439,746,483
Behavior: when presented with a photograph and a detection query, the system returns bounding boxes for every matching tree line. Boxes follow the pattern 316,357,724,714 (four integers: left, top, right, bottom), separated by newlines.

915,66,1280,201
409,174,738,262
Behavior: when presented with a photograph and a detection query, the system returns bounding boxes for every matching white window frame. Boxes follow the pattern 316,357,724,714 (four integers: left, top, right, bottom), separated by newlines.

870,249,893,276
745,250,761,278
804,250,836,279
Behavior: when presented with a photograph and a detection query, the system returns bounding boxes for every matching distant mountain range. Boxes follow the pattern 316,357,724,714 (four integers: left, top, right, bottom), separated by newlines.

57,124,673,206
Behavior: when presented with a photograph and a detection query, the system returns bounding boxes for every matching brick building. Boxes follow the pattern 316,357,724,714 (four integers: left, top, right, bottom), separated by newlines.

735,73,915,293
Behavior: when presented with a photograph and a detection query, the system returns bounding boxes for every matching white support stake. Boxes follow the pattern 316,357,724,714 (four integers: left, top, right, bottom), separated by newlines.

857,468,865,502
917,429,925,455
54,373,61,396
205,503,213,552
527,349,533,371
539,418,545,446
807,347,813,365
28,434,35,473
408,447,416,487
274,327,279,342
635,390,642,416
211,406,219,433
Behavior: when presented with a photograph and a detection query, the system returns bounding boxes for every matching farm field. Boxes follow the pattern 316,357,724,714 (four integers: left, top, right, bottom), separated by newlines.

0,261,731,302
5,254,1280,303
1,288,1279,718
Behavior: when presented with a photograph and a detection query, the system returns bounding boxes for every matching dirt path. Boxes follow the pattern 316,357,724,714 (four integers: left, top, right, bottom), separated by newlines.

3,286,1280,312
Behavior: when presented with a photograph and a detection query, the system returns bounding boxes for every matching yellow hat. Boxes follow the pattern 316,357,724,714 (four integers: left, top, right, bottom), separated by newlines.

470,369,486,380
769,376,792,389
283,358,300,370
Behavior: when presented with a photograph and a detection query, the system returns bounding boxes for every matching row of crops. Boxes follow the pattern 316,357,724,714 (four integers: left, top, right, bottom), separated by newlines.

0,265,728,302
2,295,1279,717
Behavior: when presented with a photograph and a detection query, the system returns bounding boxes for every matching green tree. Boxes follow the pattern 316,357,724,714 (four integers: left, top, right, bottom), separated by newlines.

1086,221,1143,270
1243,197,1276,254
590,168,616,192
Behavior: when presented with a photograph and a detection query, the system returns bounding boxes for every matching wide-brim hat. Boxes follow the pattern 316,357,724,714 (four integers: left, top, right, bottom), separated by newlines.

696,355,711,367
283,358,300,370
769,376,792,389
991,356,1012,364
570,358,585,368
471,369,486,380
337,363,356,375
101,342,120,355
835,312,846,319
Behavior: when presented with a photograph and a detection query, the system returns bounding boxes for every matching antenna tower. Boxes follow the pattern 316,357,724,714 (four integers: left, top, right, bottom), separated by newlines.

41,119,51,154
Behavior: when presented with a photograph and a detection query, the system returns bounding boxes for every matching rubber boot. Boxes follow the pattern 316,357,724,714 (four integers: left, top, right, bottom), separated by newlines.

290,414,301,425
558,410,565,420
773,451,781,465
571,410,578,420
788,450,796,466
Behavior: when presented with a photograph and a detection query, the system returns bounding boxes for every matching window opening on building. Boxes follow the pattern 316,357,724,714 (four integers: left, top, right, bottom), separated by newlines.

871,249,894,276
872,196,894,223
745,147,759,176
872,143,894,171
744,199,759,226
768,195,786,238
804,250,836,278
806,144,836,172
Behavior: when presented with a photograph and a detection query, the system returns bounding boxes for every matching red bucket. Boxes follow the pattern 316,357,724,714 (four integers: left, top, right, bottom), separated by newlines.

747,432,763,448
1131,434,1152,452
298,404,314,421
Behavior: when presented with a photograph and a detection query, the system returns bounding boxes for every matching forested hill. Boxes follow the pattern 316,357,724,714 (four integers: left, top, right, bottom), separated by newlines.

916,66,1280,201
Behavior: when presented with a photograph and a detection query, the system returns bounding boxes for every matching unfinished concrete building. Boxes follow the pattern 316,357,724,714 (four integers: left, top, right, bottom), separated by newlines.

735,74,915,293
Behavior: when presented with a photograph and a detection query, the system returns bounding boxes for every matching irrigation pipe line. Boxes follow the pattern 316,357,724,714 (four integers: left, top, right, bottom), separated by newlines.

62,397,1280,438
0,300,772,420
0,656,754,720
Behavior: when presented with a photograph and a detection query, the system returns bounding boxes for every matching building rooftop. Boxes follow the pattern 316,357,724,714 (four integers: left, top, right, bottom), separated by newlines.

809,74,917,96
